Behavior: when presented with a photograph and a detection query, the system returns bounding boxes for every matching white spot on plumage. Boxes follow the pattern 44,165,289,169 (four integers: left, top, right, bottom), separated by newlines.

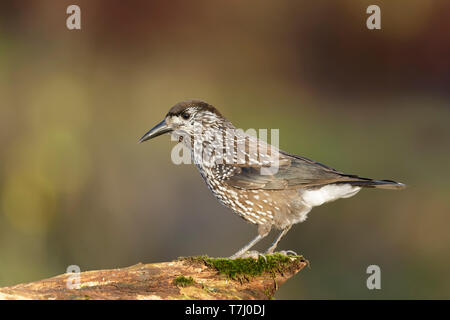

235,201,246,211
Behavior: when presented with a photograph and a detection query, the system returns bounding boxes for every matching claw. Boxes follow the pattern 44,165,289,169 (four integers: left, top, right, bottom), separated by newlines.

229,250,266,261
278,250,298,256
258,253,267,262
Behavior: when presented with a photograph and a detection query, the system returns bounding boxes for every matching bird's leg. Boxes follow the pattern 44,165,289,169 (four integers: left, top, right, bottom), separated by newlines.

229,225,270,259
265,225,292,254
228,234,266,259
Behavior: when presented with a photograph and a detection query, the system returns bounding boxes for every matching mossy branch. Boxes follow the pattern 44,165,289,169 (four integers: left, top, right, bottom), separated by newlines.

0,254,307,300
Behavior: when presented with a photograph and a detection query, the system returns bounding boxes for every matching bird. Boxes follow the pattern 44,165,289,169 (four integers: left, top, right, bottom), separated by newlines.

139,100,405,258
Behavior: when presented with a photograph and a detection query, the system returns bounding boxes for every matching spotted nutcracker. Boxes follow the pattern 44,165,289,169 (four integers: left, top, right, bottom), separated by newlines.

139,100,405,258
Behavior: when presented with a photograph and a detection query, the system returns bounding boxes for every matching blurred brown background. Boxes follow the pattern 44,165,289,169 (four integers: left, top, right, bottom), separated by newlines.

0,0,449,299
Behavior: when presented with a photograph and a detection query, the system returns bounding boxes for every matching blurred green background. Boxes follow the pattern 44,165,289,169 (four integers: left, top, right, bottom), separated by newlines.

0,0,449,299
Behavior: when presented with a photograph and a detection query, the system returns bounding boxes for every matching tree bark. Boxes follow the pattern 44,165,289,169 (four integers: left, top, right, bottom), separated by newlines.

0,255,307,300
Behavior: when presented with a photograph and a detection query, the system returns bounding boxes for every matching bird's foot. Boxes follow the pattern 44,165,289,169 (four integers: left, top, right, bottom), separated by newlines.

276,250,298,257
229,250,267,261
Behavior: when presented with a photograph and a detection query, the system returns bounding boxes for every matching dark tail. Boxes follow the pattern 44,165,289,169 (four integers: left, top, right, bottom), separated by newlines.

337,175,406,190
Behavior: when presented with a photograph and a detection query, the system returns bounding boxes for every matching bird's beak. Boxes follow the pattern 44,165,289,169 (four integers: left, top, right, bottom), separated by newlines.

138,119,173,143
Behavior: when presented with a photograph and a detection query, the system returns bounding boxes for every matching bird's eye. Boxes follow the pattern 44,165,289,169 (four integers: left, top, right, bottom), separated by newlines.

181,112,190,120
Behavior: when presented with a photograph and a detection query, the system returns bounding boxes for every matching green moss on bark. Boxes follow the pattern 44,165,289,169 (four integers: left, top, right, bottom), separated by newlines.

179,253,306,281
173,275,195,287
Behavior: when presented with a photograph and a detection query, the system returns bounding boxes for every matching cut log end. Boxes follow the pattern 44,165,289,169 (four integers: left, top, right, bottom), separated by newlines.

0,253,308,300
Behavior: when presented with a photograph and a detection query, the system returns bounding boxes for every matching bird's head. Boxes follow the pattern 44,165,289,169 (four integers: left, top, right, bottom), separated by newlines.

138,100,229,145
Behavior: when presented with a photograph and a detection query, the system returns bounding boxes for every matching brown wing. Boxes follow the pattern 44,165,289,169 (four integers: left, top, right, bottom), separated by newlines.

224,151,366,190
